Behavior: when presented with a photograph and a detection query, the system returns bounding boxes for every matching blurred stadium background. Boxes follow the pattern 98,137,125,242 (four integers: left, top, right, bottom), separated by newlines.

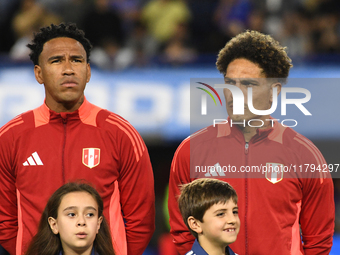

1,0,340,254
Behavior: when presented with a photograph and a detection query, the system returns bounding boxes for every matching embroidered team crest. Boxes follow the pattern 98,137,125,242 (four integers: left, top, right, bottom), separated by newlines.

82,148,100,169
265,163,284,184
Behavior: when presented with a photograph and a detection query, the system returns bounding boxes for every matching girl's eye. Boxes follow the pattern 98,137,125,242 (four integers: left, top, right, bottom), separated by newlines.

67,213,76,217
86,213,94,217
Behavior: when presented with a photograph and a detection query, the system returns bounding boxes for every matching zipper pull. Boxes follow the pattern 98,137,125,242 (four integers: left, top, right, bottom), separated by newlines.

60,112,67,124
245,142,249,154
60,112,68,124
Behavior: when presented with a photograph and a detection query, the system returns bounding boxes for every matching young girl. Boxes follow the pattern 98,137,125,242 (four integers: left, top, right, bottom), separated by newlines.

25,182,115,255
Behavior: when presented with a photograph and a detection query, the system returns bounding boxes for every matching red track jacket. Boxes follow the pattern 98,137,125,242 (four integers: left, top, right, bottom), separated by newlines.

0,98,155,255
169,121,334,255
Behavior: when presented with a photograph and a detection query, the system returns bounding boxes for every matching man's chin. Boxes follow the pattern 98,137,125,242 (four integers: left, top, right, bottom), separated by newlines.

229,115,248,123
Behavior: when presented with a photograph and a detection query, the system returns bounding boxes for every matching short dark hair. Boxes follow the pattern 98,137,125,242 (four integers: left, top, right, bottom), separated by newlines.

216,30,292,81
178,178,238,239
27,23,92,65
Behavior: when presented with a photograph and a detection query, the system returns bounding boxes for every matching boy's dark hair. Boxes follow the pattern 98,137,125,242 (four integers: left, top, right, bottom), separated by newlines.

27,23,92,65
178,178,238,239
216,30,293,82
25,181,115,255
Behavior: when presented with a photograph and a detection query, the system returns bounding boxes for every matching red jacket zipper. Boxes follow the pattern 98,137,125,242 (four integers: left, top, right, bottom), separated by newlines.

62,118,67,184
245,142,249,255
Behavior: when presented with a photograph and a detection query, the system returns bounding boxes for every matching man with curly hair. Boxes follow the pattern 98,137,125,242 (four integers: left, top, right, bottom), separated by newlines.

168,30,334,255
0,23,155,255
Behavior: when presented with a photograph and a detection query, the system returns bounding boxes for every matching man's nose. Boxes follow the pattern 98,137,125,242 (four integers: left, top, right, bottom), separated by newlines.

234,80,241,88
62,61,75,75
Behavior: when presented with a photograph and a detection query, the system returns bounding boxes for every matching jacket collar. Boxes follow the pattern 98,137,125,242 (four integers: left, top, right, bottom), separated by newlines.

33,97,101,127
217,116,277,143
189,239,235,255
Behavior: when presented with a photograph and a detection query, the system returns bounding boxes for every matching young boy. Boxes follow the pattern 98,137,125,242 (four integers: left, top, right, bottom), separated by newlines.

178,178,240,255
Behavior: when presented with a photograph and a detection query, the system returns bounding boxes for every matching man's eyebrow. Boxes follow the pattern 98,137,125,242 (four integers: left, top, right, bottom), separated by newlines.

70,55,85,59
240,78,260,84
225,77,260,84
47,55,85,61
47,55,63,62
224,77,236,82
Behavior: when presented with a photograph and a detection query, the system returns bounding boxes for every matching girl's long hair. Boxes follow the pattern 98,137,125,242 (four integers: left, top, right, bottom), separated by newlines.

25,181,115,255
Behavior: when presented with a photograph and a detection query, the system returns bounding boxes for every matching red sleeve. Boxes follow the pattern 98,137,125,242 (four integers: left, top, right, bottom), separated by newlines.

117,122,155,255
296,136,335,254
0,125,18,255
300,176,334,255
168,138,195,255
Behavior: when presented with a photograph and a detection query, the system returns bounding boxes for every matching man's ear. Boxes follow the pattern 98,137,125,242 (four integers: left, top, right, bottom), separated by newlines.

34,65,44,84
272,82,282,96
270,82,282,103
187,216,203,234
96,216,103,234
48,217,59,235
86,63,91,83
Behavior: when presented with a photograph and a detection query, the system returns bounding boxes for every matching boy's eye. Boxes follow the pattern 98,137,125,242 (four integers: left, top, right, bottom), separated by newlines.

216,212,225,217
233,210,239,215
